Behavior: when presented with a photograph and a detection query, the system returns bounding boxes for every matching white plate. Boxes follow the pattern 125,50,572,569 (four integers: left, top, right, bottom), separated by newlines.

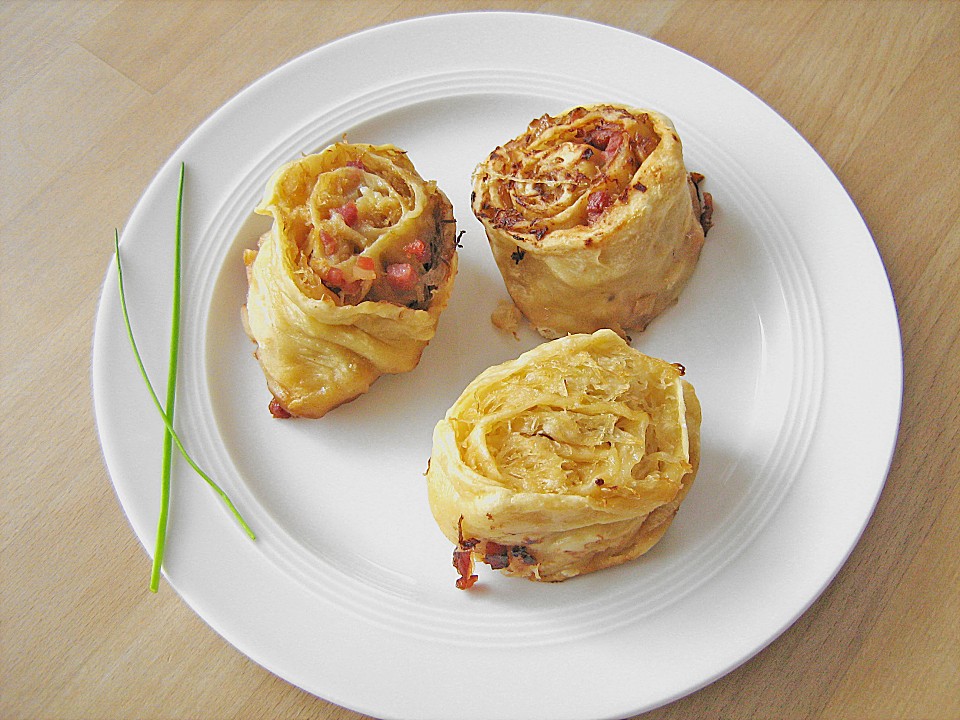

93,12,902,720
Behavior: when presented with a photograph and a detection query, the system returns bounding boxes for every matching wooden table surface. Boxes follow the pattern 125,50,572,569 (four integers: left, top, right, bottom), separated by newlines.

3,1,958,718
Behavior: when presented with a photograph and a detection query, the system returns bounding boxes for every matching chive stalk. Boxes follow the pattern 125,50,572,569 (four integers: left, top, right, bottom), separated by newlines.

114,165,255,592
149,163,184,592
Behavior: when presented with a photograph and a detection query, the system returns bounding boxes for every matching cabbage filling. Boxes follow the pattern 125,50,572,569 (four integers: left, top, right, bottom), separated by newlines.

453,348,688,495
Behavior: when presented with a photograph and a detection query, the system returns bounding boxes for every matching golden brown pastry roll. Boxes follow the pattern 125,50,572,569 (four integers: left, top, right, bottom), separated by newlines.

243,142,458,418
472,104,712,339
426,329,701,586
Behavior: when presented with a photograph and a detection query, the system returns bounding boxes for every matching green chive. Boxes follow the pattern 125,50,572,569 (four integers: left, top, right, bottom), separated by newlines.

149,163,184,592
114,166,255,593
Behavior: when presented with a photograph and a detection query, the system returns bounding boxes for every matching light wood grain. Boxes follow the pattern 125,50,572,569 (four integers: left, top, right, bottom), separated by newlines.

2,2,958,719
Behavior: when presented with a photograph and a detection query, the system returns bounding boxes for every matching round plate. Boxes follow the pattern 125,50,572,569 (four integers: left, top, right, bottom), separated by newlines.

93,12,902,720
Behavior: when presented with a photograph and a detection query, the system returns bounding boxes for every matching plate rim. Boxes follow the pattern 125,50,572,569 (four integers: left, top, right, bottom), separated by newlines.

92,11,903,720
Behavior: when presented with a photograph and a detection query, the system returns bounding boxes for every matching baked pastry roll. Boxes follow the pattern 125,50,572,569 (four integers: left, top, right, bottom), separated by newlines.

243,142,458,418
472,104,712,339
426,329,701,586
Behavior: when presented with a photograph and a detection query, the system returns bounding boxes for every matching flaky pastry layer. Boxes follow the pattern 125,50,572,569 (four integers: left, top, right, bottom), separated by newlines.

243,142,458,418
472,104,710,339
426,330,701,585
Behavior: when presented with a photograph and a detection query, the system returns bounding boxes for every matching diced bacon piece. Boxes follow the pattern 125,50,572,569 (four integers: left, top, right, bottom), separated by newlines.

603,131,624,160
385,262,418,291
321,266,361,295
483,542,510,570
323,266,346,286
586,190,612,223
453,547,478,589
335,201,359,227
637,134,659,158
350,254,377,282
268,397,292,418
584,125,616,150
320,231,338,256
402,238,431,263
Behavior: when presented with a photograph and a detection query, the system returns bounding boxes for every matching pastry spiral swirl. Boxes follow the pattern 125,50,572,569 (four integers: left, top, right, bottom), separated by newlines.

243,142,458,418
426,330,701,585
472,104,710,339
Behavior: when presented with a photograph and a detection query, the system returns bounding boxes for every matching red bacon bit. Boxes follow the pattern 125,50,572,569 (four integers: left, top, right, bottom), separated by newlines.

586,190,612,223
320,231,338,256
603,131,624,161
637,134,659,158
346,159,366,171
402,238,431,263
323,266,345,286
584,124,616,150
321,266,360,294
451,517,539,588
484,542,510,570
268,397,292,418
385,262,418,291
583,125,626,161
453,548,478,590
336,201,359,227
454,516,480,590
